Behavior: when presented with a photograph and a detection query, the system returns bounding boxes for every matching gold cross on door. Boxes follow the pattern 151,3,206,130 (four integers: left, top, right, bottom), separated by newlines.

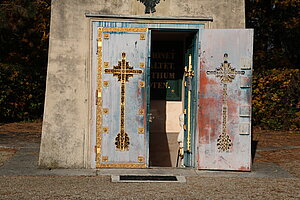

105,52,143,151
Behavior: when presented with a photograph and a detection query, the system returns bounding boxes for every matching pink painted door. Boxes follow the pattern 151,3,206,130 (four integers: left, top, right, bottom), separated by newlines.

197,29,253,171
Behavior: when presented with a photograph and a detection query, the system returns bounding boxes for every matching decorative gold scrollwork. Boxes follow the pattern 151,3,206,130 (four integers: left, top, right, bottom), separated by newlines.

138,156,144,163
138,128,145,134
103,81,109,87
207,54,245,152
104,62,109,68
138,109,144,115
103,108,109,114
140,34,146,40
104,33,110,39
217,132,232,151
206,54,245,83
115,132,130,151
140,62,145,68
102,127,109,133
102,156,108,162
139,81,145,87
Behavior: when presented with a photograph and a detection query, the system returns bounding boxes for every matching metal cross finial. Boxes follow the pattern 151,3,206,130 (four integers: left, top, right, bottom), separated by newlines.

137,0,161,14
105,53,143,151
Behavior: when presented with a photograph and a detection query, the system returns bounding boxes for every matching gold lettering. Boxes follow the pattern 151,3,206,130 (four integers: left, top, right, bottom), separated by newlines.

160,72,164,79
150,82,156,88
152,52,176,60
163,72,168,79
157,62,163,69
157,72,161,79
170,52,175,60
157,82,164,89
151,72,176,80
169,73,175,79
168,63,174,70
151,62,175,70
151,72,155,79
150,82,170,89
162,63,167,70
158,52,166,59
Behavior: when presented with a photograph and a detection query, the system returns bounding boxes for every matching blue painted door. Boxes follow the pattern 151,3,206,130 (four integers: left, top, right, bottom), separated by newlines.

197,29,253,171
96,27,148,168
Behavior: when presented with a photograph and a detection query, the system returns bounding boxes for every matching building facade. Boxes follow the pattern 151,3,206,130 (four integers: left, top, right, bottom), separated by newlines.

39,0,253,170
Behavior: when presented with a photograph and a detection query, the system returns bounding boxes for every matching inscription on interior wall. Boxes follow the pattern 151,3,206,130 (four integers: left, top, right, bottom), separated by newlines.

151,41,184,101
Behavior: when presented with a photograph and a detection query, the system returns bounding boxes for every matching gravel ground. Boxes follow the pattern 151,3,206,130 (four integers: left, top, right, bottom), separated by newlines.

0,148,16,167
0,176,299,199
0,122,299,199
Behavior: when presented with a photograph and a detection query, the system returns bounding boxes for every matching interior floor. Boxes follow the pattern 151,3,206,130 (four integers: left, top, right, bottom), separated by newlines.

149,30,196,167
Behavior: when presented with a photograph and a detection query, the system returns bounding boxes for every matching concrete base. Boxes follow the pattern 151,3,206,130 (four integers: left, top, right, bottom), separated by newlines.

0,144,294,178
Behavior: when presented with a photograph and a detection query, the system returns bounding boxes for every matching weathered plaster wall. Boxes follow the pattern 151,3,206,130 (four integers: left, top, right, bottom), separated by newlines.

39,0,245,168
132,0,245,28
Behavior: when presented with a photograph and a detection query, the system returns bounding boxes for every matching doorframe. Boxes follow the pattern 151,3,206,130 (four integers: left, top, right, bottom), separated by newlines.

182,32,200,167
148,29,198,167
89,18,208,168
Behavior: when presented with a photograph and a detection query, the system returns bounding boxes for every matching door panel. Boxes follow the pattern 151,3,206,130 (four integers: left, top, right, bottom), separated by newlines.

197,29,253,171
183,33,198,167
96,27,148,168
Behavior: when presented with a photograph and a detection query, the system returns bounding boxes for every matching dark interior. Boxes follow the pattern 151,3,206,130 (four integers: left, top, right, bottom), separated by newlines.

149,30,196,167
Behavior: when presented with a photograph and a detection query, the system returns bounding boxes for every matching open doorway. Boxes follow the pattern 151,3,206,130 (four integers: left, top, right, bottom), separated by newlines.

149,30,197,167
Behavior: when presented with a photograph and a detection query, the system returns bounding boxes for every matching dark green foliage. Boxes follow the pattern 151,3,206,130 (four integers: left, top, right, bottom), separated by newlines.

246,0,299,70
252,68,300,130
0,0,50,122
246,0,299,130
0,63,45,122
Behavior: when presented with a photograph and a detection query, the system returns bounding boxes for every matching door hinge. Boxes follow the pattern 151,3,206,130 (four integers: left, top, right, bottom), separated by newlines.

95,90,101,105
95,90,98,105
97,39,102,47
94,145,100,153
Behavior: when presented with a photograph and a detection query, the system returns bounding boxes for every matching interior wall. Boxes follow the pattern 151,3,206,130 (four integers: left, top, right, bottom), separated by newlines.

149,101,182,135
149,31,187,167
150,101,182,167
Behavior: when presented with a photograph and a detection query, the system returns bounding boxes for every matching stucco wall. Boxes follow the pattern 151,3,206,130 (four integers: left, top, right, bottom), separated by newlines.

39,0,245,168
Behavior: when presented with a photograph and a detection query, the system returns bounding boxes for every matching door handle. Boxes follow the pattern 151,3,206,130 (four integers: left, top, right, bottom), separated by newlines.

149,113,155,123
